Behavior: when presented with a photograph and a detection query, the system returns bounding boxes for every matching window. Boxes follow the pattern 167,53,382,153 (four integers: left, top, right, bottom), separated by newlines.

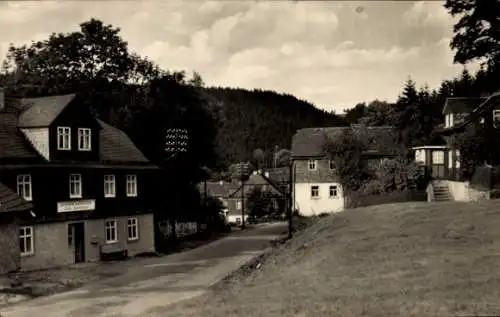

126,175,137,197
127,218,139,241
445,114,454,128
431,151,444,164
78,128,91,151
69,174,82,198
16,174,32,201
311,185,319,198
236,200,242,210
57,127,71,150
20,226,34,256
308,159,317,171
329,160,335,170
329,185,338,198
104,175,116,198
455,150,461,168
493,110,500,127
105,220,118,243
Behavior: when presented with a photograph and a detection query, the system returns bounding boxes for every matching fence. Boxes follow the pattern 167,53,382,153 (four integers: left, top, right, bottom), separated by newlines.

157,221,203,238
345,190,427,209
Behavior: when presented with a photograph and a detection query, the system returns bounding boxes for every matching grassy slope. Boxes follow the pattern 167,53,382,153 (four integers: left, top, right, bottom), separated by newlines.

165,201,500,317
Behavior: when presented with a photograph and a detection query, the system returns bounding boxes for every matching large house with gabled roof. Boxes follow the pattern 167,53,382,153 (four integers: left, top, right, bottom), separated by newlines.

0,89,160,271
291,125,399,216
413,93,500,202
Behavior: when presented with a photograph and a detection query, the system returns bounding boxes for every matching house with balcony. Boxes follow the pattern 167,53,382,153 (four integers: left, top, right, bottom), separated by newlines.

0,90,160,271
291,125,398,216
413,93,500,201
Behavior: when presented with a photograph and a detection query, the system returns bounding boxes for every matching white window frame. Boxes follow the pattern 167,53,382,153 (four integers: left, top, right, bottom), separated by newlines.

329,185,338,198
329,160,335,170
69,174,82,198
127,217,139,241
493,110,500,126
311,185,319,199
432,151,444,165
20,226,34,256
105,219,118,244
126,175,137,197
236,200,242,210
308,159,317,171
57,126,71,150
445,114,454,128
104,175,116,198
16,174,32,201
77,128,91,151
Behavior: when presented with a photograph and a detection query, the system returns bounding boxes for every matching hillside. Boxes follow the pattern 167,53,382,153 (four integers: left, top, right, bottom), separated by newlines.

204,87,348,168
166,200,500,316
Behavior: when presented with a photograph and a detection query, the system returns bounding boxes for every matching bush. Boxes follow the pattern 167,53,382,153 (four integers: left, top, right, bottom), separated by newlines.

373,158,423,192
359,179,384,195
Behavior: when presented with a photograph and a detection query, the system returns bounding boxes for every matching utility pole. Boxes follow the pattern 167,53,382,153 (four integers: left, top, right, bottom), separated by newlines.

288,161,294,239
236,162,250,229
165,128,189,240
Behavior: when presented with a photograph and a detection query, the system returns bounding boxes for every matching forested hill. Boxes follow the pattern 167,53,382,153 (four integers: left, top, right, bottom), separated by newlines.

204,87,348,167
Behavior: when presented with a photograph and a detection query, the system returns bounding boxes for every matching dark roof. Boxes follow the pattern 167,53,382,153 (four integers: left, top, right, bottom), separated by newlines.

266,167,289,184
96,119,149,163
440,93,500,134
17,94,76,128
197,181,240,198
291,125,397,158
0,93,151,164
0,182,33,213
229,173,284,198
442,97,487,115
0,113,40,160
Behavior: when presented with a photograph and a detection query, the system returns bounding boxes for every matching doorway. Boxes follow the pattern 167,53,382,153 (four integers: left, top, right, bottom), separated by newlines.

69,222,85,263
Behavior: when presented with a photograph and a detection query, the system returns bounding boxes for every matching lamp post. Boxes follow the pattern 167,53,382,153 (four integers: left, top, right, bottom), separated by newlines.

165,128,189,239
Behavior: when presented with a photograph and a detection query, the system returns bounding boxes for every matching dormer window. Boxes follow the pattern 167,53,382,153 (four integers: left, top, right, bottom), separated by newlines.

57,127,71,150
308,159,317,171
78,128,91,151
493,110,500,128
329,160,335,170
445,114,454,128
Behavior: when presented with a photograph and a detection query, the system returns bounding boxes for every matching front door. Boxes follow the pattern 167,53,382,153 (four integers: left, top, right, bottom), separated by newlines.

70,222,85,263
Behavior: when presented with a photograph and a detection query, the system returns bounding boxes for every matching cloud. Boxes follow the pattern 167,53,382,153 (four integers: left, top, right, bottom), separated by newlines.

403,1,452,27
0,1,469,111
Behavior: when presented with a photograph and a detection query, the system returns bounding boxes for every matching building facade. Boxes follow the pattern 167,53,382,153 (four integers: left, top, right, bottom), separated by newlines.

0,91,160,271
291,125,398,216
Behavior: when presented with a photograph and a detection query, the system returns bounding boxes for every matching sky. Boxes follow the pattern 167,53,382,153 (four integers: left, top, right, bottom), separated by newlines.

0,0,478,112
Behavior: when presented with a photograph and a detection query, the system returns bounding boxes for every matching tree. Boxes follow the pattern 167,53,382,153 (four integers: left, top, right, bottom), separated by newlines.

358,100,397,126
274,148,291,167
2,18,162,95
188,71,205,87
246,187,274,218
395,78,422,147
444,0,500,69
323,129,370,192
252,148,265,170
343,102,366,124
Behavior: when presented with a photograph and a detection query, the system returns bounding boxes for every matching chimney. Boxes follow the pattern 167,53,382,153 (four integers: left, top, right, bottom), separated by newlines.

258,169,262,175
0,87,4,111
264,172,269,178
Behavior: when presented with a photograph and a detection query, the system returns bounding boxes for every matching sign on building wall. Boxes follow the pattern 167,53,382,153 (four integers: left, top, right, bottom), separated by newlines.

57,199,96,213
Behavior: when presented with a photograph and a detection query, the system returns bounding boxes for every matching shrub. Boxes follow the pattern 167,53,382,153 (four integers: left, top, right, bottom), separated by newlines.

373,158,423,192
323,129,371,191
359,179,384,195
